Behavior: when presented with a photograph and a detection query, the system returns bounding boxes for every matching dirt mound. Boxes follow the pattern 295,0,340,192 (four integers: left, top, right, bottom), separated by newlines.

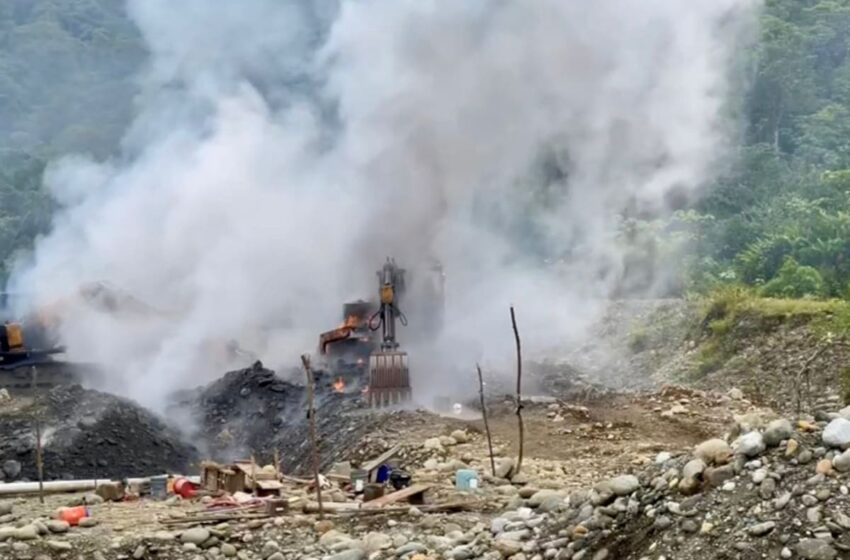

173,362,399,474
0,385,198,481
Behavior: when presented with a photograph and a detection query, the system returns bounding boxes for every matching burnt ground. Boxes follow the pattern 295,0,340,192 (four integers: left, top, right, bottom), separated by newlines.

0,384,198,481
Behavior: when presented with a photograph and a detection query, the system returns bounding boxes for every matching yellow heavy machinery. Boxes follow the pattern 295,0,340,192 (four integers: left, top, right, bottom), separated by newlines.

318,258,444,406
0,282,256,390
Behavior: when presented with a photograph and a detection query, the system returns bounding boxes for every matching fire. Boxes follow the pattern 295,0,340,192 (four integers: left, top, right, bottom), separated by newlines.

333,377,346,393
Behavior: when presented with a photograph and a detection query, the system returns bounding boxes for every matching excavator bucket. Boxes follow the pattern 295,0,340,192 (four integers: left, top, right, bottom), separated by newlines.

367,350,411,407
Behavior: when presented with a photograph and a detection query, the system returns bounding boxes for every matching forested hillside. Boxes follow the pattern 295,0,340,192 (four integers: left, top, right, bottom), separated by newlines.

0,0,144,282
682,0,850,297
4,0,850,299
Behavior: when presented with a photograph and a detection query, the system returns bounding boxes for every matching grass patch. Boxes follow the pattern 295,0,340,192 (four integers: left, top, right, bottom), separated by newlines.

628,327,650,353
695,340,726,377
841,366,850,406
687,286,850,380
700,286,850,333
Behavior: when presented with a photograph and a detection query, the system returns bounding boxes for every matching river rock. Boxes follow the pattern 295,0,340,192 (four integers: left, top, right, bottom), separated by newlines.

423,438,443,451
833,449,850,472
47,540,73,551
682,459,706,479
733,432,765,457
748,521,776,536
451,430,469,443
180,528,211,545
528,490,564,508
2,460,21,479
694,439,732,465
46,520,69,534
495,458,515,479
328,551,365,560
605,475,640,496
363,532,392,552
823,418,850,449
795,538,837,560
763,419,793,447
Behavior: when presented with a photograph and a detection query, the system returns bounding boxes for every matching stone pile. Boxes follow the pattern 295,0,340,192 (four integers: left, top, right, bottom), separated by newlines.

0,384,198,481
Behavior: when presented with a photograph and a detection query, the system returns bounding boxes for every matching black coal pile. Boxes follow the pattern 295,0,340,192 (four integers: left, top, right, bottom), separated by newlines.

0,385,198,481
174,362,387,475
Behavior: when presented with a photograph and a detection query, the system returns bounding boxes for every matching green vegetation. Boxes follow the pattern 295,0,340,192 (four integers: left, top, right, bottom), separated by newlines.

0,0,145,284
4,0,850,301
661,0,850,298
676,286,850,377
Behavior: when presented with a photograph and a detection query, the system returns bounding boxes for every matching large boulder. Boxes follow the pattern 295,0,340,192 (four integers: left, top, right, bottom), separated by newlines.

823,418,850,449
494,458,515,479
2,460,21,480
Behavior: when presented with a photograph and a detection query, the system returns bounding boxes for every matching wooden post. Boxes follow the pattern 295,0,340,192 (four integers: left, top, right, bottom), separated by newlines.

476,364,496,477
301,354,324,519
251,454,258,498
30,367,44,504
510,306,524,475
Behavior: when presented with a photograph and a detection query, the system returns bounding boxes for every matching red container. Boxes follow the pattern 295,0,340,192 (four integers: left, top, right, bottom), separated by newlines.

173,477,197,499
58,506,88,526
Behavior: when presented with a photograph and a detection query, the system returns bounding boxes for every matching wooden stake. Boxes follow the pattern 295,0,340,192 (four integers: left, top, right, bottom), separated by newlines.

510,306,525,475
30,367,44,504
476,363,496,477
301,354,324,519
250,454,257,498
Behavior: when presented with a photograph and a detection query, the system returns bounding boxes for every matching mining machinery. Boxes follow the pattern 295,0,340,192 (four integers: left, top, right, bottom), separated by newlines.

367,258,411,406
317,258,443,406
0,307,86,389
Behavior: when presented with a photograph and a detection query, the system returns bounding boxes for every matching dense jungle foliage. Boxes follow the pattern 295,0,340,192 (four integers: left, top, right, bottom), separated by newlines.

3,0,850,301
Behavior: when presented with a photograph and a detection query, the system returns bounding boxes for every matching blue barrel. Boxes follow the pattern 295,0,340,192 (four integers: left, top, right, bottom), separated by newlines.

456,469,479,491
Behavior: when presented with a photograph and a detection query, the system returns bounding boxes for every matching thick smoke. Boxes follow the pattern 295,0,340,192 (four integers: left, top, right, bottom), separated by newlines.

9,0,759,406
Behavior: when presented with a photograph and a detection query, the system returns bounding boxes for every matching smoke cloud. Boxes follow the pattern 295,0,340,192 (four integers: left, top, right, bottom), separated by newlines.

9,0,759,406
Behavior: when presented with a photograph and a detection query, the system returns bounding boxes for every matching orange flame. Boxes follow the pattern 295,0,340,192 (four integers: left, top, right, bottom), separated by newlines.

333,377,346,393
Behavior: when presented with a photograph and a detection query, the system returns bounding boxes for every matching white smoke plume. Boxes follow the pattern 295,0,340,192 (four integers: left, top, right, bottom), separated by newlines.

9,0,759,406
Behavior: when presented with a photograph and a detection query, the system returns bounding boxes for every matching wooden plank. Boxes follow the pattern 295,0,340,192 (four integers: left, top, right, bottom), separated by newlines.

362,444,402,482
363,484,431,508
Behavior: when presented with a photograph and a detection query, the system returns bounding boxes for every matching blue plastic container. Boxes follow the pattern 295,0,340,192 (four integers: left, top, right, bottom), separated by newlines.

376,464,392,483
455,469,479,490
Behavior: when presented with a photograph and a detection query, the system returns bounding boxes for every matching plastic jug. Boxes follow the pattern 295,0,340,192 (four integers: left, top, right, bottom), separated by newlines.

455,469,479,491
351,468,368,493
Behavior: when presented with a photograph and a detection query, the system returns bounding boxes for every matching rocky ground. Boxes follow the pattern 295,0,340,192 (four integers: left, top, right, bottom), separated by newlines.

3,298,850,559
0,380,786,560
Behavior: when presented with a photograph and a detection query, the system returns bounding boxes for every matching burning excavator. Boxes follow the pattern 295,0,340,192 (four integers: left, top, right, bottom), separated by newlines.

318,258,444,406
